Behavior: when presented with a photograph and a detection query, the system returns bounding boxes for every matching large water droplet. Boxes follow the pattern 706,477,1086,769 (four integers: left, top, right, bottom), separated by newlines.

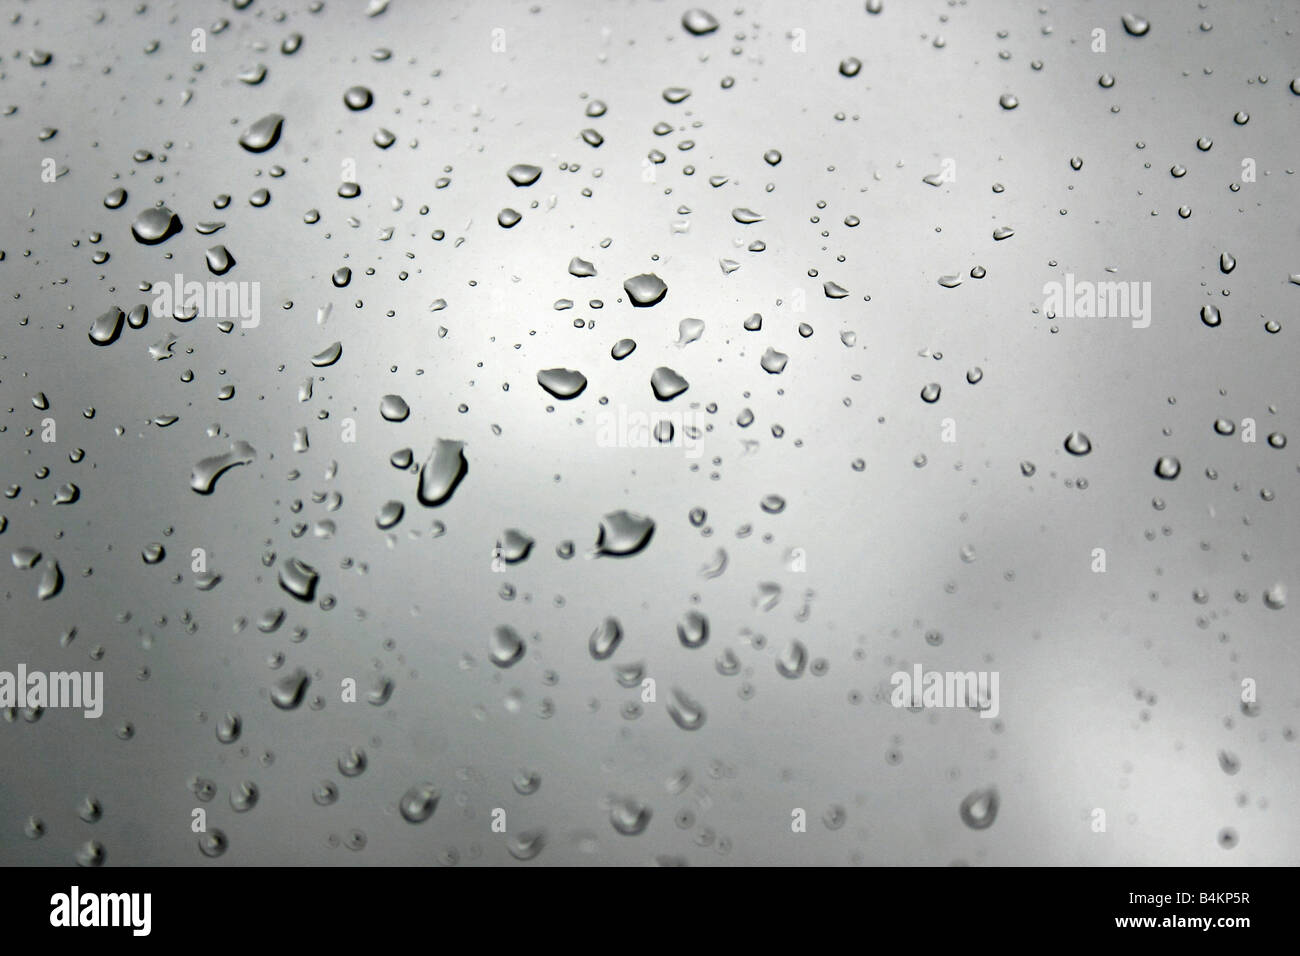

650,366,689,400
131,205,182,244
609,795,653,835
490,625,526,667
271,668,310,709
682,9,720,35
278,557,319,602
89,307,125,346
1121,13,1150,37
399,783,440,822
537,368,588,399
594,510,655,557
379,394,410,422
624,273,668,307
417,439,468,506
190,440,256,494
507,163,542,186
238,113,284,152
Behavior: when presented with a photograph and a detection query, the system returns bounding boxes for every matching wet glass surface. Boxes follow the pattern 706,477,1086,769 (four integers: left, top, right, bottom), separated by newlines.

0,0,1297,865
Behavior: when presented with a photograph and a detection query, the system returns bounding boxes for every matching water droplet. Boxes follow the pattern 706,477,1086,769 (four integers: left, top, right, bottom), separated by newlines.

205,245,235,276
650,366,689,400
399,783,440,822
131,205,182,244
1263,583,1286,610
667,687,706,730
489,625,526,667
190,440,256,494
507,163,542,186
595,511,655,557
624,273,667,307
776,640,807,678
380,394,411,422
589,617,623,659
278,557,319,602
537,368,588,399
760,347,788,374
89,307,126,346
677,610,709,648
238,113,284,152
1154,456,1181,480
959,786,999,829
311,341,343,367
507,829,547,861
343,85,374,110
271,668,310,709
1121,13,1150,37
610,795,653,834
417,439,469,506
1063,431,1092,456
682,9,720,35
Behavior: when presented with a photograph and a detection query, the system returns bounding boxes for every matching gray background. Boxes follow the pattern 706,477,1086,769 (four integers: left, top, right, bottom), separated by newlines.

0,0,1297,865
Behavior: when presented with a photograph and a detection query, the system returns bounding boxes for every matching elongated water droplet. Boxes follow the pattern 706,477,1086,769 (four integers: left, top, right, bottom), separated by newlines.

131,205,182,244
589,617,623,660
776,640,807,678
238,113,283,152
677,610,709,648
682,9,719,35
89,307,125,346
190,440,256,494
37,560,63,600
490,625,526,667
667,687,706,730
311,341,343,367
594,510,655,557
537,368,588,399
271,668,310,709
507,163,542,186
205,245,235,276
417,439,468,506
